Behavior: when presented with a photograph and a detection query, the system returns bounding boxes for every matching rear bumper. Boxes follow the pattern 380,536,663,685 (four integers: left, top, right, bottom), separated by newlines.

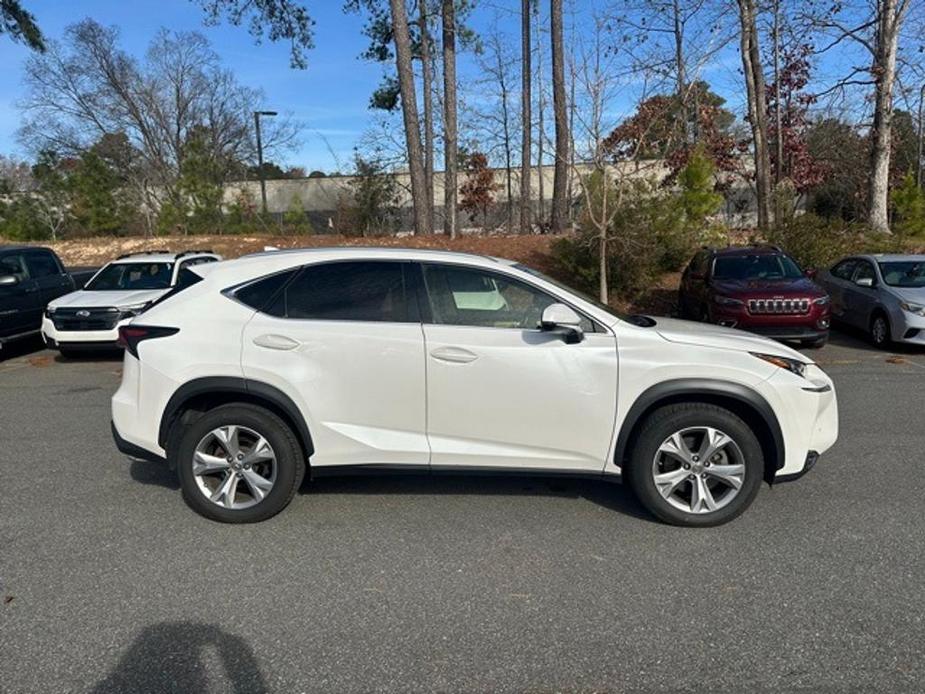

111,420,166,463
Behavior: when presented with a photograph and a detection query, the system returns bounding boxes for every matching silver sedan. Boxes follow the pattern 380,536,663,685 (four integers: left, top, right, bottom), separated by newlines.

817,254,925,348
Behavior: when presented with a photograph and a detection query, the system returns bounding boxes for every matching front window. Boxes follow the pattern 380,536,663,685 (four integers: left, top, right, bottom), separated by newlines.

424,264,594,331
878,261,925,288
85,262,174,290
712,254,804,281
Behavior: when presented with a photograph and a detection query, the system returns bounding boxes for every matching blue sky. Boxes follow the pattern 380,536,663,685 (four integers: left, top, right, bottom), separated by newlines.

0,1,766,172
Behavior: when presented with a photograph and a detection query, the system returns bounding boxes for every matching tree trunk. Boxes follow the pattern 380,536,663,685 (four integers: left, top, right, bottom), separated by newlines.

419,1,435,233
441,0,458,239
772,0,783,184
868,0,908,235
550,0,568,232
389,0,430,236
520,0,532,234
737,0,773,231
672,0,688,143
535,13,546,226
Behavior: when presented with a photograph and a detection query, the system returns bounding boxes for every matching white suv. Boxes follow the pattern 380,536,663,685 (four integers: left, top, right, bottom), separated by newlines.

111,248,838,526
43,250,220,355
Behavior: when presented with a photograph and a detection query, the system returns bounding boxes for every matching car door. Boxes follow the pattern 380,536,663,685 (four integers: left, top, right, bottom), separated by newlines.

24,249,73,307
679,251,710,318
846,260,879,328
822,258,858,321
240,260,429,469
0,251,41,338
419,262,619,472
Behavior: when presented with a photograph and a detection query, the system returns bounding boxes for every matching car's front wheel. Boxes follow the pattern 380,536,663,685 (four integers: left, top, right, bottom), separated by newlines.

870,312,891,349
625,403,764,527
176,403,306,523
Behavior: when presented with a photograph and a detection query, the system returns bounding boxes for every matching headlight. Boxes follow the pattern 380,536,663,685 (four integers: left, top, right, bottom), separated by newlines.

900,301,925,316
713,295,744,307
44,307,57,318
813,296,830,306
751,352,807,378
116,302,152,318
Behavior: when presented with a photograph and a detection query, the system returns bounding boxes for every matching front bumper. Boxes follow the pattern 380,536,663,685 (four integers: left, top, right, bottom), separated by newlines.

710,304,831,341
42,315,130,349
892,309,925,346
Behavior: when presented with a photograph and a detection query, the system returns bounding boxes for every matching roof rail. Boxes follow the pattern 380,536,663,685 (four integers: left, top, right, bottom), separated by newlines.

116,249,170,259
176,249,214,259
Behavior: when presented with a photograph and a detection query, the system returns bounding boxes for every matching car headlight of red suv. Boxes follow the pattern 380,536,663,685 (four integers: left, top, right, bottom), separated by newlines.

713,295,744,307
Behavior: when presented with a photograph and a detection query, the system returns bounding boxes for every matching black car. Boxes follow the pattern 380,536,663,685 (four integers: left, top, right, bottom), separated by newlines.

0,246,75,351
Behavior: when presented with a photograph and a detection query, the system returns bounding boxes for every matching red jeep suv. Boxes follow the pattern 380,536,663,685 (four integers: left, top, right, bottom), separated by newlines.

678,246,831,347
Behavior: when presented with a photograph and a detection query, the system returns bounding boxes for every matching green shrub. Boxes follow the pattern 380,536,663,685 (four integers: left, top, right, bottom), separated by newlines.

891,172,925,238
765,214,902,270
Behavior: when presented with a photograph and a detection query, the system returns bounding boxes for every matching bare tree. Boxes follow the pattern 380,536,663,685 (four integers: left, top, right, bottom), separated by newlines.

550,0,569,232
737,0,773,230
520,0,532,233
388,0,432,235
418,0,435,230
18,21,298,213
442,0,458,238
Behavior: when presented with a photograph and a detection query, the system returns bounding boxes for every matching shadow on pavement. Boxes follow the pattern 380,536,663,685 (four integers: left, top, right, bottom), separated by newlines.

92,622,267,694
304,473,653,522
54,349,123,364
129,459,179,490
0,335,46,362
827,323,925,355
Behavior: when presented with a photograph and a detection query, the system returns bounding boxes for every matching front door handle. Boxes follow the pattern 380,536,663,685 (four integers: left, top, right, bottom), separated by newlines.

430,346,478,364
253,334,301,351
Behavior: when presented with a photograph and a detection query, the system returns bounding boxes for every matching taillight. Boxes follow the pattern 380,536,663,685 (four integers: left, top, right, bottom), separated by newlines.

117,325,179,358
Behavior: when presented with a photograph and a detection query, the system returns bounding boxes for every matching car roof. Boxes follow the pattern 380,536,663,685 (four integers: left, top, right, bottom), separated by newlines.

0,244,51,254
240,245,505,265
860,253,925,263
109,251,219,264
709,246,784,257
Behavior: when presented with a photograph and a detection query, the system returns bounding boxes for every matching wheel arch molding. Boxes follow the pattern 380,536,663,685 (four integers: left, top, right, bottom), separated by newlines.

158,377,314,466
614,378,785,484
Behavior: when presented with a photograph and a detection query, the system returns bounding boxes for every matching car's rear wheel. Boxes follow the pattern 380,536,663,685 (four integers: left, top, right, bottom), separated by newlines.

625,403,764,527
176,403,305,523
870,312,891,349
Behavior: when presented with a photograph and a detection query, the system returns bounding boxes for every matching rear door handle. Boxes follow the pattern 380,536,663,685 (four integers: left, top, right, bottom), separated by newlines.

430,346,478,364
253,334,301,351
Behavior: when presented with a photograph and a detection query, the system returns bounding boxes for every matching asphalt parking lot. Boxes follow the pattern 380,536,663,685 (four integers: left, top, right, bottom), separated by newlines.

1,332,924,693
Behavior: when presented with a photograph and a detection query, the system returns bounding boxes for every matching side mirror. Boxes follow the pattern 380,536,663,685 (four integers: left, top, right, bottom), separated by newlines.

540,303,584,343
0,274,20,287
804,268,818,280
855,277,875,288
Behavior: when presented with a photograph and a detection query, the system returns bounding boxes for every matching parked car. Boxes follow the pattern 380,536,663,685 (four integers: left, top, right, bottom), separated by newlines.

111,248,838,527
42,249,221,356
0,245,76,352
678,245,831,348
817,254,925,348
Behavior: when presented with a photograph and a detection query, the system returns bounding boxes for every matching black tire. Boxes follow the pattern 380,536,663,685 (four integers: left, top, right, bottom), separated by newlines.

801,336,828,349
624,403,764,527
869,312,891,349
176,403,306,523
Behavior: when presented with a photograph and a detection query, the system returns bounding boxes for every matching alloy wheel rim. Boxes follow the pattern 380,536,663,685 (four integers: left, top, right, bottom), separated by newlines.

651,426,746,514
192,425,277,510
873,318,887,344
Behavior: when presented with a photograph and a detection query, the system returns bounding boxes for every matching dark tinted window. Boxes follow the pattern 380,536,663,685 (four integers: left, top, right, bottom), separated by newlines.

279,262,410,322
25,251,61,278
235,270,297,314
831,259,858,280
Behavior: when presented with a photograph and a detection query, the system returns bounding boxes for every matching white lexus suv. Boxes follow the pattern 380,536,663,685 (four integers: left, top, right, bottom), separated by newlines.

43,250,220,355
111,248,838,526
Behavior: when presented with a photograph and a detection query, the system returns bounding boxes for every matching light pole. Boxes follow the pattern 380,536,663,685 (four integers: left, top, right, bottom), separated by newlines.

917,84,925,188
253,110,278,215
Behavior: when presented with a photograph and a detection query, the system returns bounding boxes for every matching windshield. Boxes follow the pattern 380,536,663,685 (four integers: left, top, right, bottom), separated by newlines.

513,263,626,320
712,254,803,281
85,262,174,290
878,261,925,288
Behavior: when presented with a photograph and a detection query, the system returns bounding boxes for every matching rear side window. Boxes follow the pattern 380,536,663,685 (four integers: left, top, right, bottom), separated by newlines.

0,253,29,280
271,262,411,322
25,251,62,278
831,259,858,280
235,270,298,313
